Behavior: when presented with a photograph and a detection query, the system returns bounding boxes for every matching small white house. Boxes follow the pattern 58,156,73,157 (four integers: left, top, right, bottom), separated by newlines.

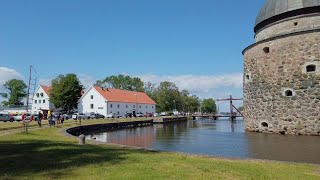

78,86,156,117
32,85,55,114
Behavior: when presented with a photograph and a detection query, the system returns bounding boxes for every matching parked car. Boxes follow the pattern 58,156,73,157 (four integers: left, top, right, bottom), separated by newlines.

106,113,118,118
0,113,14,122
89,112,105,119
72,113,89,120
160,112,167,116
153,113,160,117
12,114,23,121
145,113,153,117
125,113,133,118
136,112,144,117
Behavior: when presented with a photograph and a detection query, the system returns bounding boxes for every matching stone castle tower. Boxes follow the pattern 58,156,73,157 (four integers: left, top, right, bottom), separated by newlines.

243,0,320,136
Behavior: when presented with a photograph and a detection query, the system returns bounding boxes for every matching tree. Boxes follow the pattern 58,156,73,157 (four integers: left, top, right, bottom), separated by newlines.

49,74,83,113
201,98,217,113
153,81,182,112
0,79,27,106
99,75,145,92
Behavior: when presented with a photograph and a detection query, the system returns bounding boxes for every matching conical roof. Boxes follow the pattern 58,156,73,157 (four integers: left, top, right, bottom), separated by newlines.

255,0,320,32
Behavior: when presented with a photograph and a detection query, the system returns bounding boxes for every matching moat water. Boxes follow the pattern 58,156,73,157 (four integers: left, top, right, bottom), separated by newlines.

86,119,320,164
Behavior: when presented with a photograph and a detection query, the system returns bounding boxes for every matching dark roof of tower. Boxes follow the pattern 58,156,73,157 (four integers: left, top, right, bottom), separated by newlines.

255,0,320,33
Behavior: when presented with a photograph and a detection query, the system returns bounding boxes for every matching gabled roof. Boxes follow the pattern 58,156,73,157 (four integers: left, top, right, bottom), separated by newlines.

40,85,52,97
93,86,156,105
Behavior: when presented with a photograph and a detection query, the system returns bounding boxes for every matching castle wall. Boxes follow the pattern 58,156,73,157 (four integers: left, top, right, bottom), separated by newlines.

255,15,320,42
244,31,320,136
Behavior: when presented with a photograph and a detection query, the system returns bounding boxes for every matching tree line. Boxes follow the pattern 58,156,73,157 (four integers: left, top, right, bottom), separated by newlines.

0,74,216,114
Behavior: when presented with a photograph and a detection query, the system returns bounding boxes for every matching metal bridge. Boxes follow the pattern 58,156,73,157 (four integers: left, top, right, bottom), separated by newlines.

191,95,243,121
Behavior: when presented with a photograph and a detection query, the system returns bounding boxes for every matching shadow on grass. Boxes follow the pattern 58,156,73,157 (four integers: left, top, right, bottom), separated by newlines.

0,139,128,179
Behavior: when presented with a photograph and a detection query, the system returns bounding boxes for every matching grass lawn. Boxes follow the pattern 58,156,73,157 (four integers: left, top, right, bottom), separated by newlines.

0,121,319,180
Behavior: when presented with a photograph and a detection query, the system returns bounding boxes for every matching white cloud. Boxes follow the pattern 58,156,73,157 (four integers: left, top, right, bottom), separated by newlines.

0,67,24,104
0,67,24,85
138,73,244,112
138,73,243,97
79,74,96,88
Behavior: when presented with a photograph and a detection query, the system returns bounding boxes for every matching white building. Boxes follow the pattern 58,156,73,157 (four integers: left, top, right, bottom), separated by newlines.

32,85,55,114
78,86,156,117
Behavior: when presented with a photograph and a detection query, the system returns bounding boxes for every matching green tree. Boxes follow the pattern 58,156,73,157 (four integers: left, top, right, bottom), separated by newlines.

100,75,145,92
50,74,83,113
153,81,182,112
185,95,200,113
201,98,217,113
0,79,27,106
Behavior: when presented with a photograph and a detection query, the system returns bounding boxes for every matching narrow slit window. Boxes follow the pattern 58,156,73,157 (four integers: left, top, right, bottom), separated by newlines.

306,65,316,73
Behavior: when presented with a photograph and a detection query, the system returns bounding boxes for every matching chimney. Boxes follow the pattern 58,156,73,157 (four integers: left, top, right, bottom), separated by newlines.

106,88,109,91
101,86,104,91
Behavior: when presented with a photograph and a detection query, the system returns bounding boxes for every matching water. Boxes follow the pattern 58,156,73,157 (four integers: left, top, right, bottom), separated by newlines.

86,119,320,164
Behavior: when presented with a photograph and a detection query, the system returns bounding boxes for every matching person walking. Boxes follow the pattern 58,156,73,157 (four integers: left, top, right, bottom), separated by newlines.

37,111,42,127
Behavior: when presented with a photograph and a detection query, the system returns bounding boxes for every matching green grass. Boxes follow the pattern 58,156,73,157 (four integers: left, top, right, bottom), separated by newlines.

0,121,319,180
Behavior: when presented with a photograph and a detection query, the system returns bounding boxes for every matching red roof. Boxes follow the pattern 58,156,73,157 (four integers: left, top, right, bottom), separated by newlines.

93,86,156,105
40,85,52,96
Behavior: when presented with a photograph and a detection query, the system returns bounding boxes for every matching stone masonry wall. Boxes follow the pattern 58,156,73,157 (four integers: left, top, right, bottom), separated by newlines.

244,31,320,136
255,15,320,42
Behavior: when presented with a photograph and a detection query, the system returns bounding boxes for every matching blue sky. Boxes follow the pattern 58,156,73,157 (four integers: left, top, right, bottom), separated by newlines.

0,0,265,110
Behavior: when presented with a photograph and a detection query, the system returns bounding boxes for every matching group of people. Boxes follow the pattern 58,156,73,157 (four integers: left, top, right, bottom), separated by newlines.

47,110,65,127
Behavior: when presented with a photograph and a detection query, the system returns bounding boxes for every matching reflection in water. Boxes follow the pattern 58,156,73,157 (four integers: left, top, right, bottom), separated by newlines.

87,119,320,164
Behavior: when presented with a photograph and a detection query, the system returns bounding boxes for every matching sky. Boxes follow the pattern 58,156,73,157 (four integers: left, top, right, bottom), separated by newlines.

0,0,266,111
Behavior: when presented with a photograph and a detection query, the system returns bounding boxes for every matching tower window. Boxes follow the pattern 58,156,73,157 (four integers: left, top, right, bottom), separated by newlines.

294,22,298,26
285,90,293,97
263,47,270,54
90,104,94,109
306,65,316,73
245,74,250,80
261,122,268,128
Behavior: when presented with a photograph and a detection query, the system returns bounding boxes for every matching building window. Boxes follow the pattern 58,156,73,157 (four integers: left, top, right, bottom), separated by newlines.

34,100,37,104
261,122,268,128
36,93,39,97
40,93,44,97
118,111,119,115
263,47,270,54
146,105,148,109
245,74,250,80
126,105,128,108
43,100,45,103
91,95,93,99
117,104,120,108
139,105,141,109
282,88,295,97
39,100,41,104
306,65,316,73
285,90,293,97
133,105,135,108
90,104,94,109
152,106,154,109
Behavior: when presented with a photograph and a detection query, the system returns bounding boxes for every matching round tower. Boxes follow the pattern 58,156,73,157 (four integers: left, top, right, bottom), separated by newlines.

243,0,320,135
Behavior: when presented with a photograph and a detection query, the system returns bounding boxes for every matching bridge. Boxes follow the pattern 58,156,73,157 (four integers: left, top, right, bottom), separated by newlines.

191,95,243,121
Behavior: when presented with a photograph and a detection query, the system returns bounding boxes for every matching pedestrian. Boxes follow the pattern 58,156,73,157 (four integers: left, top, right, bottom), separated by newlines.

37,111,42,127
57,114,61,124
61,114,64,124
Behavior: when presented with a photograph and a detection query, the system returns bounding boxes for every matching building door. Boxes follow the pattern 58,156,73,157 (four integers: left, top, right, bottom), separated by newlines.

133,111,136,116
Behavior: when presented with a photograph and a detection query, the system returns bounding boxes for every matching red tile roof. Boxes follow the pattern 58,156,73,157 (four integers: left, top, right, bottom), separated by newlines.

93,86,156,105
40,85,52,97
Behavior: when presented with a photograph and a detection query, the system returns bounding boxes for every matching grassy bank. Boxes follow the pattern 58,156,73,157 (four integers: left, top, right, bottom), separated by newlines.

0,121,319,179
